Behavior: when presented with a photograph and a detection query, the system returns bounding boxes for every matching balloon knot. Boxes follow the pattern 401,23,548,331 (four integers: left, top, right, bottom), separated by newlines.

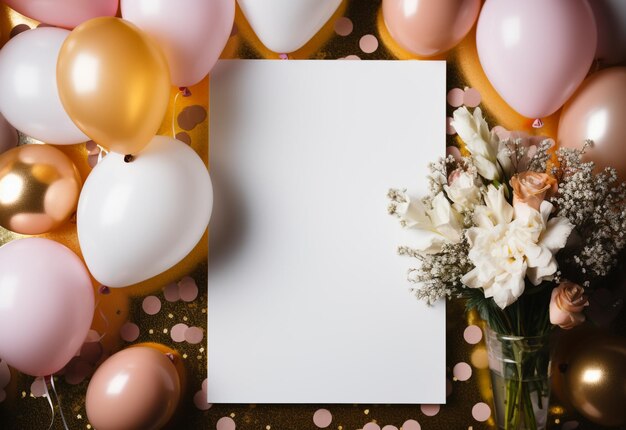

165,353,175,362
179,87,192,97
532,118,544,128
279,53,289,60
98,285,110,295
123,154,135,163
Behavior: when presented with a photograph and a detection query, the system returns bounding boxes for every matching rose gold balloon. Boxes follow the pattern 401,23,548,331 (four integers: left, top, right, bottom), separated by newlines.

86,346,181,430
0,144,81,235
383,0,481,57
559,67,626,181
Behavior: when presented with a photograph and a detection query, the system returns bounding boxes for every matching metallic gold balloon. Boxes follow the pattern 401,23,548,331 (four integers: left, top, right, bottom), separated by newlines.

0,144,81,235
57,17,170,155
564,336,626,427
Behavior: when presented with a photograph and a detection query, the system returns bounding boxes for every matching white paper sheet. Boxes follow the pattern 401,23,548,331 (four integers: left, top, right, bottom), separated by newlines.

208,60,446,404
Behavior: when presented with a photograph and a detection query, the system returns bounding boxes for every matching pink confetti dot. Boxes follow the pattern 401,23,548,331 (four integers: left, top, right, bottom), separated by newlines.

30,377,46,398
193,390,212,411
202,378,208,393
446,146,462,162
313,409,332,428
0,361,10,388
447,88,464,107
463,88,481,107
163,283,180,302
382,426,398,430
463,325,483,344
562,421,580,430
179,276,199,302
334,17,353,36
216,416,236,430
420,404,440,416
359,34,378,54
344,55,361,60
185,326,204,344
142,296,161,315
0,389,5,403
453,362,472,381
171,323,189,343
402,419,420,430
80,341,103,364
120,322,140,342
65,359,92,385
363,423,380,430
446,117,456,135
472,402,491,422
85,330,101,343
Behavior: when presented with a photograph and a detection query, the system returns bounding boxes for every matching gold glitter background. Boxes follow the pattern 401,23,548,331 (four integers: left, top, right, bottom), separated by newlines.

0,1,619,429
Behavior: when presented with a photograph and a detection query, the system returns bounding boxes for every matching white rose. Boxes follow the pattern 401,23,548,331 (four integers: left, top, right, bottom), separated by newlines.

451,107,501,180
443,169,483,212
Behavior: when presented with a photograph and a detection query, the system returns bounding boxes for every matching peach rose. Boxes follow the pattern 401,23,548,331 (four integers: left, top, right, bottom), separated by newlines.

549,281,589,330
510,172,557,211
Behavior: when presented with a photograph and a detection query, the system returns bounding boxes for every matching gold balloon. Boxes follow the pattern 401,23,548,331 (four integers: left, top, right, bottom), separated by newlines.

564,336,626,427
57,17,170,155
0,144,81,235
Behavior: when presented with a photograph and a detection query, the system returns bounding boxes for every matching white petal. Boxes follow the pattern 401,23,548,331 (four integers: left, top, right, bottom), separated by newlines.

407,229,446,254
541,216,575,253
461,267,484,289
474,155,500,180
526,257,557,285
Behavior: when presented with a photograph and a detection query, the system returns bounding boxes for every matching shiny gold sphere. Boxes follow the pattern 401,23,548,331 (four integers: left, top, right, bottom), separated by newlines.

0,144,81,235
565,336,626,427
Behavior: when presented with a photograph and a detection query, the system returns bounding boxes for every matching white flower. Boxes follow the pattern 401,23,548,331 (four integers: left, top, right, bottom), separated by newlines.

462,186,574,309
443,169,483,212
451,107,501,180
395,191,463,254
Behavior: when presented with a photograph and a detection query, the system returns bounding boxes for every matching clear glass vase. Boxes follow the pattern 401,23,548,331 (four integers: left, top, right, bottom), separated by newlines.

485,327,552,430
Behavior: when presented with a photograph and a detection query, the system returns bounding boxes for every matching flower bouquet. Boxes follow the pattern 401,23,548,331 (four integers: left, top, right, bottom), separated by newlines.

388,107,626,430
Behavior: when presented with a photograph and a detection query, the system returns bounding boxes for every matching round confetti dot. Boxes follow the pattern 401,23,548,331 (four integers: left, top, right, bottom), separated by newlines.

402,420,420,430
463,325,483,344
453,362,472,381
334,17,353,36
163,283,180,302
30,377,47,398
142,296,161,315
382,426,398,430
65,359,92,385
202,378,208,393
562,421,579,430
193,390,212,411
313,409,332,428
470,348,489,369
446,88,464,107
216,416,236,430
85,329,101,343
446,117,456,135
0,361,10,388
120,322,140,342
80,341,103,364
362,423,380,430
472,402,491,422
446,145,462,161
420,404,440,417
0,389,5,403
463,88,481,107
344,55,361,60
171,323,189,343
359,34,378,54
179,276,199,302
185,326,204,344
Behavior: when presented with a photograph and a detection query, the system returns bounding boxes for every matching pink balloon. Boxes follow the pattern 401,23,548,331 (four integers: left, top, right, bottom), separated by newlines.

4,0,119,29
0,238,94,376
121,0,235,87
476,0,597,119
383,0,481,57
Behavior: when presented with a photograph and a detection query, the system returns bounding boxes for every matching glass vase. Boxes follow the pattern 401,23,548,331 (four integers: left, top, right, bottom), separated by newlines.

485,327,552,430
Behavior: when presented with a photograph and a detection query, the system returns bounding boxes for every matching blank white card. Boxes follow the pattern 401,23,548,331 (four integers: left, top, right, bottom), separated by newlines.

208,60,446,404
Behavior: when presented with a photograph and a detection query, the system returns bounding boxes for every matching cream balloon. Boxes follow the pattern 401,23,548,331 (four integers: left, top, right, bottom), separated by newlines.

77,136,212,288
237,0,341,53
0,28,88,144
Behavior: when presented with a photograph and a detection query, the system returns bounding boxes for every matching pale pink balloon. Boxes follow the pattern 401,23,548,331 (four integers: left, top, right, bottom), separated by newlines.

4,0,119,29
477,0,597,119
0,238,94,376
383,0,481,57
121,0,235,87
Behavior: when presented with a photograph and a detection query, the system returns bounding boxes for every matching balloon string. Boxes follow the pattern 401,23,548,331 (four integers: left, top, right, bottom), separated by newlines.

43,377,69,430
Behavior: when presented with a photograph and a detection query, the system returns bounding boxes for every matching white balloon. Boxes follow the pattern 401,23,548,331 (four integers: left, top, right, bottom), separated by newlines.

237,0,341,53
78,136,212,288
0,28,88,145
